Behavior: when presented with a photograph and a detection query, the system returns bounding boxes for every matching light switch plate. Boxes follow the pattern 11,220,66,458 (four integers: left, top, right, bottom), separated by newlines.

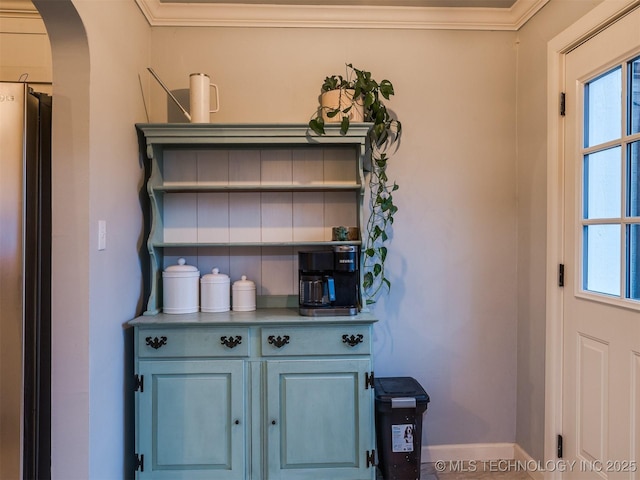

98,220,106,251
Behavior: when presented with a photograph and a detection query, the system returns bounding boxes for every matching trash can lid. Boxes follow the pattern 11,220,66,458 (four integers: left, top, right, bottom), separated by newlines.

374,377,430,405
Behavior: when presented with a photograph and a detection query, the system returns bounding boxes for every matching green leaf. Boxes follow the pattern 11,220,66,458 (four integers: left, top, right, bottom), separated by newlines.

340,117,350,135
326,108,340,119
373,263,382,276
383,278,391,290
363,271,373,289
380,246,387,261
365,248,375,257
364,92,375,109
379,80,394,99
308,118,325,136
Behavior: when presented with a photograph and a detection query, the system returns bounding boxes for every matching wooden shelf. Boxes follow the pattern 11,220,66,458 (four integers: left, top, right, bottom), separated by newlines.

152,241,361,248
153,183,361,193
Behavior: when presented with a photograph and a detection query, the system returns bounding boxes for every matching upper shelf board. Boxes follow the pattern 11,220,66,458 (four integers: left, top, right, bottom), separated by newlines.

136,123,373,147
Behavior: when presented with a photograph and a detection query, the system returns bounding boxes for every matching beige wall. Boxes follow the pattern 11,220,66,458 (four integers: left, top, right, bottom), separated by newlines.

514,0,602,460
147,24,520,444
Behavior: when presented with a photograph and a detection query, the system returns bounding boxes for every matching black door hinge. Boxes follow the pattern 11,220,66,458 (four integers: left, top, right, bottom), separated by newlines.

365,371,374,389
558,264,565,287
135,453,144,472
134,374,144,392
560,92,566,116
366,450,376,468
557,434,563,458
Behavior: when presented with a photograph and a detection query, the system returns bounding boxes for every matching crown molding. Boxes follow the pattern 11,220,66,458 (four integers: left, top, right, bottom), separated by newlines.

135,0,548,30
0,0,40,18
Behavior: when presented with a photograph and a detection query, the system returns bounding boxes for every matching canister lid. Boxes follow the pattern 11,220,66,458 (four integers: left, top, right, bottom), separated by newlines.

201,268,230,284
232,275,255,290
163,258,199,275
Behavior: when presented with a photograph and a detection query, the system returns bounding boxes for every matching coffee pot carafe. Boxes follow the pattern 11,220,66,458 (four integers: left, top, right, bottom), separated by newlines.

299,274,336,307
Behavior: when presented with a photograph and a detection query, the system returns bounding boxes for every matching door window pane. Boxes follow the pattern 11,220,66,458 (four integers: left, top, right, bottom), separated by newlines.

584,147,621,219
585,67,621,147
628,224,640,300
629,141,640,217
580,58,640,302
630,57,640,135
584,224,621,296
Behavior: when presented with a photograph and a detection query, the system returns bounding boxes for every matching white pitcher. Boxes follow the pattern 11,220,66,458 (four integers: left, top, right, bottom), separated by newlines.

189,73,220,123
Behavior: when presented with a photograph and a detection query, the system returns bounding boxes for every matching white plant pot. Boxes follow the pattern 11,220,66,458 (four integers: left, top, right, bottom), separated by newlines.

320,89,364,123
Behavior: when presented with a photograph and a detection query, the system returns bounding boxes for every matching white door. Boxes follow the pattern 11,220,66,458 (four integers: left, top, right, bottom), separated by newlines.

563,6,640,479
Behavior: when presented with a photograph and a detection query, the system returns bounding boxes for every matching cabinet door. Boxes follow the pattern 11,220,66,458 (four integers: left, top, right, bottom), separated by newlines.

265,359,374,480
136,359,245,480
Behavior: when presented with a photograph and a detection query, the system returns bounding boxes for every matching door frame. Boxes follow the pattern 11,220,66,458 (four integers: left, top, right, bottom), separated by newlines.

545,0,640,477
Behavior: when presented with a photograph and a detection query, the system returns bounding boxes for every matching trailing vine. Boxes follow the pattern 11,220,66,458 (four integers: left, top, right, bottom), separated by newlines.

362,119,401,305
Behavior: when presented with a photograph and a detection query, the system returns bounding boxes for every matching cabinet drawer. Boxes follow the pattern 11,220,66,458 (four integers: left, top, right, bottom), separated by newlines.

138,327,249,357
261,325,370,356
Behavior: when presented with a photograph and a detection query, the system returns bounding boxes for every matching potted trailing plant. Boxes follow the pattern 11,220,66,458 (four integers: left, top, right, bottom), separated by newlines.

309,64,402,305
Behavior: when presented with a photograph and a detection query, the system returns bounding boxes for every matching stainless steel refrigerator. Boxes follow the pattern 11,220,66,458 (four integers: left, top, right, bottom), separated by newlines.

0,82,51,480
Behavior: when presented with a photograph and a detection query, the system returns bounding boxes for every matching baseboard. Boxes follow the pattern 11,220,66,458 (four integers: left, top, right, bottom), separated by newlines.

422,443,541,480
513,443,544,480
421,443,516,462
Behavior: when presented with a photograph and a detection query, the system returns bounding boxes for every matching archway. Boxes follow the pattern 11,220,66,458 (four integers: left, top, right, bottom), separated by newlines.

29,0,91,478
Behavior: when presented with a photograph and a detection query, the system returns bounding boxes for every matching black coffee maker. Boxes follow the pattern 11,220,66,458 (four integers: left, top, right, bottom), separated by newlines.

298,246,359,316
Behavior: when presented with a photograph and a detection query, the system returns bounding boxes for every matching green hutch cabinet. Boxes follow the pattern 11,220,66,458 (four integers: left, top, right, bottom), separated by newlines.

130,124,377,480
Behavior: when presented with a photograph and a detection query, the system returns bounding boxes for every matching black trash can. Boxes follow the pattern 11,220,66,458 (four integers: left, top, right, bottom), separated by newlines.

374,377,430,480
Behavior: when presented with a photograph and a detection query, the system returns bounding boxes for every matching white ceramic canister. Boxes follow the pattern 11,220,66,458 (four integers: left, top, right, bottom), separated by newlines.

200,268,230,313
162,258,200,314
232,275,256,312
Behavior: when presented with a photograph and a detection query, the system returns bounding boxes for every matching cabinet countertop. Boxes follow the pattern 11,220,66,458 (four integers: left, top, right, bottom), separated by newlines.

129,308,377,327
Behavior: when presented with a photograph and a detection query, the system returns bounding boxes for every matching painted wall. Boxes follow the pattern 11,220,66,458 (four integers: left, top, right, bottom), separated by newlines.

145,25,520,446
514,0,602,461
79,2,150,477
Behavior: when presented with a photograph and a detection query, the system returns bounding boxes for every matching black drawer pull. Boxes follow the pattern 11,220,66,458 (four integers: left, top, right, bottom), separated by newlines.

145,336,167,350
342,334,364,347
267,335,290,348
220,336,242,349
